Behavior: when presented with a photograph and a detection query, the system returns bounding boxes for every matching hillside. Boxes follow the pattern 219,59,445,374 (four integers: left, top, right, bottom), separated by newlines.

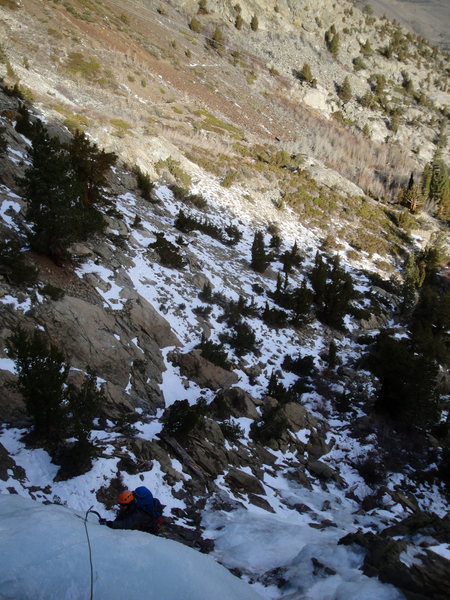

0,1,449,599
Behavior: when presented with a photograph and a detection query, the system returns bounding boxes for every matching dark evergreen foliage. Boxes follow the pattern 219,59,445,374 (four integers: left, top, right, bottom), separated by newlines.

0,124,6,155
221,319,258,356
175,209,241,246
149,232,185,268
19,125,107,264
410,285,450,364
67,130,116,205
134,166,154,201
363,330,440,429
310,253,356,330
250,403,288,444
163,398,206,440
262,302,289,328
0,238,38,286
251,230,269,273
197,334,231,369
6,327,68,444
281,241,303,274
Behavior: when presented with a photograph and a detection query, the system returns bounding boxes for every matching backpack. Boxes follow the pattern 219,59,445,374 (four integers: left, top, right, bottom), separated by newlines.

133,486,163,519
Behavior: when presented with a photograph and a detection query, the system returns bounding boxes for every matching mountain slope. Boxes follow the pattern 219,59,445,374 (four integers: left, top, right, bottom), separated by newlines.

0,1,449,599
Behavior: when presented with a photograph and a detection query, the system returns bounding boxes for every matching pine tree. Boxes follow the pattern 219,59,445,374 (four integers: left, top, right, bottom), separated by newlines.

189,17,201,33
326,31,340,56
67,130,116,206
360,39,372,55
251,230,269,273
250,15,259,32
20,127,107,264
20,127,84,264
310,254,356,330
339,76,352,103
6,328,69,444
235,14,243,30
429,151,449,215
291,279,313,326
401,253,419,310
300,63,313,83
421,162,432,199
0,125,6,155
209,27,224,52
403,172,421,212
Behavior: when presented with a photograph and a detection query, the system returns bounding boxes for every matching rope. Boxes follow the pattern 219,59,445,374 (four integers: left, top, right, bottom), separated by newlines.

84,506,96,600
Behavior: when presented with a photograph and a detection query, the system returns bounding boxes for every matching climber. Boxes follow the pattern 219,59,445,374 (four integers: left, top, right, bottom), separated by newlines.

99,487,163,535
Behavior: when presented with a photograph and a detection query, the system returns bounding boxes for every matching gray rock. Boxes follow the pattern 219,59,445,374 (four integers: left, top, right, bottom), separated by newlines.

225,467,266,496
170,349,239,391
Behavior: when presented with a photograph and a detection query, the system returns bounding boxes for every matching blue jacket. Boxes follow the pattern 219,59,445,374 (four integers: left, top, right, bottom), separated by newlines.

107,501,160,534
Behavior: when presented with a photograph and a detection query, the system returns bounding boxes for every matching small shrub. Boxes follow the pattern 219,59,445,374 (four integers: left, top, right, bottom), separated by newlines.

221,170,238,188
149,232,185,268
189,17,201,33
193,305,212,318
223,320,258,356
134,166,154,201
163,398,206,439
41,283,65,301
250,404,288,444
65,52,101,81
110,118,132,137
0,239,38,286
354,452,386,486
219,419,244,442
197,334,231,369
353,56,366,71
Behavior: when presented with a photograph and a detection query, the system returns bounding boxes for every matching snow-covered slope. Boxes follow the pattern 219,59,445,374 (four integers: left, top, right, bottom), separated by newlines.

0,494,262,600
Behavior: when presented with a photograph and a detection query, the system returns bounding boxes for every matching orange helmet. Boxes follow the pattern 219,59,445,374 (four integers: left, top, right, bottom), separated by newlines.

118,491,134,504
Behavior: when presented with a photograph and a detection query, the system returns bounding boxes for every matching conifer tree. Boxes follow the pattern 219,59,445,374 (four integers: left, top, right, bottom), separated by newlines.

401,253,420,310
327,32,340,56
189,17,201,33
6,328,69,444
421,162,432,199
403,172,421,212
366,331,440,429
339,76,352,103
209,27,224,52
67,130,116,206
20,127,84,264
67,368,104,469
20,127,107,264
300,63,313,83
251,230,269,273
291,279,313,326
250,15,259,32
0,124,6,155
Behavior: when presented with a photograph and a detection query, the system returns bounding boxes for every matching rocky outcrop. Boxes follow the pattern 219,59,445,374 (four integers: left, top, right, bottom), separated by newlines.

225,467,266,496
339,512,450,600
210,387,261,420
170,349,239,391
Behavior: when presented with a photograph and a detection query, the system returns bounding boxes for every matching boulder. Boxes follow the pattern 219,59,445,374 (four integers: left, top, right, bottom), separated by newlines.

308,460,344,486
225,467,266,496
281,402,317,432
212,387,260,420
170,349,239,391
339,512,450,600
188,419,229,476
